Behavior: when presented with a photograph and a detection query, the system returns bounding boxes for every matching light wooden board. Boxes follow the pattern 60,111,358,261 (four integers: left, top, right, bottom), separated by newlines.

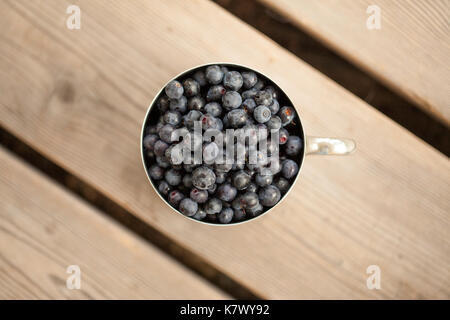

259,0,450,125
0,147,227,299
0,0,449,299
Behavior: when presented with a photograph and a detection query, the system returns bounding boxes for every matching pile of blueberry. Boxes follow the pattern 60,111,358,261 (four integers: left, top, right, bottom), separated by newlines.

142,64,303,224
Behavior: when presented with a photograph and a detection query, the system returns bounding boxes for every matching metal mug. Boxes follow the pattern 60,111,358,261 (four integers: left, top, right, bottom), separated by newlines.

141,63,355,225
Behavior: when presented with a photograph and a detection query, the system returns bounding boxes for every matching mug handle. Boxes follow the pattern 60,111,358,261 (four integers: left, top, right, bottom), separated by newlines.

305,136,356,155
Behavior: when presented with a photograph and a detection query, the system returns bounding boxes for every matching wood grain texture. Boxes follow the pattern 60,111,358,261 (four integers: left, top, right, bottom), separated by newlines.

259,0,450,125
0,147,227,299
0,0,449,299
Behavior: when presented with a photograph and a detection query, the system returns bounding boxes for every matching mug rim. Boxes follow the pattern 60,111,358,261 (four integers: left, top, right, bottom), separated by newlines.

140,62,306,226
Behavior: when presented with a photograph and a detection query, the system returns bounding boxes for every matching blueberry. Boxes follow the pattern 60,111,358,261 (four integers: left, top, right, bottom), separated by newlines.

246,182,258,193
255,90,273,106
148,165,164,180
159,124,174,143
268,99,280,115
192,166,216,190
207,183,217,194
266,116,282,131
204,102,222,117
279,128,289,145
274,177,290,194
165,168,182,186
214,162,233,172
179,198,198,216
220,66,229,74
183,110,202,130
206,85,226,101
218,208,234,223
246,203,263,217
253,105,271,123
183,78,200,97
232,197,243,210
205,65,224,84
256,123,269,141
255,169,273,187
157,95,170,112
188,96,205,111
182,174,193,188
278,106,295,126
232,170,251,190
222,91,242,110
215,171,227,184
190,188,209,203
223,71,243,91
207,213,218,222
163,110,182,126
193,70,207,86
242,98,256,115
233,208,246,221
242,88,258,99
241,71,258,89
203,142,220,163
165,144,183,165
153,140,169,157
170,96,187,113
158,180,172,196
200,114,221,131
143,134,159,151
259,185,281,207
240,192,259,209
282,159,299,179
285,136,303,156
165,80,184,99
265,85,278,99
205,198,222,215
227,109,247,128
184,163,197,173
217,183,237,202
266,139,279,157
168,190,185,207
253,79,265,90
156,155,170,168
193,208,207,220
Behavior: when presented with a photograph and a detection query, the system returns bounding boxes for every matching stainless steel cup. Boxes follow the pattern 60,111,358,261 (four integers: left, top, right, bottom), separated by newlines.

141,63,355,225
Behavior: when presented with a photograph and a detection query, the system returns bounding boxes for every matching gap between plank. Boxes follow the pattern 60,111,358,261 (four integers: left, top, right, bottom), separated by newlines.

213,0,450,157
0,126,260,300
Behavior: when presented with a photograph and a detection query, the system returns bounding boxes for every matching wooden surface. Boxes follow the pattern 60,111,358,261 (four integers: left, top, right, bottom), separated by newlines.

0,147,227,299
259,0,450,125
0,0,449,299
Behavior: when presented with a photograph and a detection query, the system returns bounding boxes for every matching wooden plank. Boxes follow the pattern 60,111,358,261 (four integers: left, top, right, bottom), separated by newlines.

0,0,449,299
0,147,228,299
259,0,450,125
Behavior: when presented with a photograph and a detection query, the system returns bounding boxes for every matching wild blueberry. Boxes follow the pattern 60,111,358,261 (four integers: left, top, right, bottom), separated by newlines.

163,110,182,126
187,96,205,111
218,208,234,224
241,71,257,89
217,183,237,202
282,159,299,179
153,140,169,157
253,105,271,123
204,102,222,117
232,170,251,190
274,177,290,194
205,198,222,215
183,78,200,97
168,190,185,207
278,106,295,126
157,95,170,112
227,109,247,128
279,128,289,145
222,91,242,110
193,70,207,86
205,65,224,84
259,185,281,207
165,168,182,186
148,165,164,180
206,85,226,101
159,124,174,143
170,96,187,113
255,169,273,187
158,180,172,196
192,166,216,190
255,90,273,106
143,134,159,151
179,198,198,216
190,188,208,203
285,135,303,156
242,98,256,115
223,71,243,91
165,80,184,99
